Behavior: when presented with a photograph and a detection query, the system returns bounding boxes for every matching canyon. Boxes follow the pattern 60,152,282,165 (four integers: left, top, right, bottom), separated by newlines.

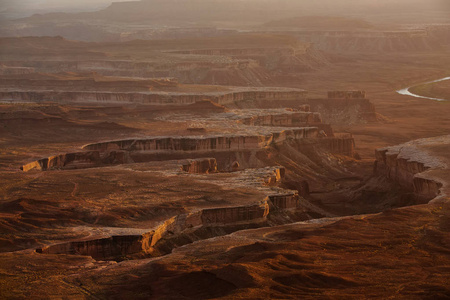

0,4,450,299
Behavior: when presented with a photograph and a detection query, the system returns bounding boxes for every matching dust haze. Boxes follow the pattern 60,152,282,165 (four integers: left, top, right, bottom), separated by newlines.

2,0,449,20
0,0,449,299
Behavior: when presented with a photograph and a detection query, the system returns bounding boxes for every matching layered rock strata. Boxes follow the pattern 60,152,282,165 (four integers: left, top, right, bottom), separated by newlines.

239,112,322,126
182,158,218,174
82,128,319,152
21,151,130,172
0,77,178,90
36,193,298,261
263,167,286,186
374,137,448,202
267,194,300,209
36,234,152,261
21,130,356,172
238,112,334,137
0,88,307,105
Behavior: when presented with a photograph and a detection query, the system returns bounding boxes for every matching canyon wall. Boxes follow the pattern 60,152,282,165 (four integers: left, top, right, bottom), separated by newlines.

36,234,151,261
242,96,377,124
200,203,269,225
317,135,355,157
374,143,444,202
267,194,300,209
21,131,356,172
0,77,178,90
263,167,286,186
0,89,308,105
238,112,334,137
21,151,130,172
36,192,296,261
0,60,270,86
239,112,322,126
82,129,319,153
182,158,218,174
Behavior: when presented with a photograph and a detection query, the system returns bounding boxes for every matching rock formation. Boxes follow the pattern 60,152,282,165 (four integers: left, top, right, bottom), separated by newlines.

21,151,130,172
36,234,152,261
82,129,319,153
36,192,300,261
0,88,308,105
239,112,322,126
267,194,300,209
374,136,448,202
21,130,357,172
238,112,334,137
263,167,285,186
182,158,218,174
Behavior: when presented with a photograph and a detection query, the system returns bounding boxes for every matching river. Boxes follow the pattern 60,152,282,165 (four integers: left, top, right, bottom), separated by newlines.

397,76,450,101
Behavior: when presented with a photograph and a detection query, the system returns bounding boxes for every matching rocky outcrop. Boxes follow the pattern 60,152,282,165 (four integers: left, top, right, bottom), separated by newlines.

0,77,178,91
21,151,130,172
1,60,272,86
36,193,296,261
263,167,285,186
234,94,378,125
374,138,447,202
267,194,300,209
182,158,218,174
239,112,322,126
35,203,269,260
36,234,152,261
318,134,355,157
0,88,307,105
238,112,334,137
21,130,356,172
200,203,269,225
83,129,319,153
33,162,296,260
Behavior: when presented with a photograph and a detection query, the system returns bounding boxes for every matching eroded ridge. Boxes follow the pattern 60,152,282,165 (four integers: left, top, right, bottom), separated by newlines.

35,196,300,261
19,102,358,172
82,128,319,152
0,87,308,105
21,127,356,172
36,166,303,261
374,135,449,202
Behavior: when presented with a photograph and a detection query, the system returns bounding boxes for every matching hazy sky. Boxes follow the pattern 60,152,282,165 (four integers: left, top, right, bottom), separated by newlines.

1,0,449,19
1,0,135,12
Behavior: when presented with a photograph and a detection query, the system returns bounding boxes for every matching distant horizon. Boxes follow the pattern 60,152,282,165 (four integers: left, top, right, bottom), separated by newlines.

0,0,137,19
1,0,449,22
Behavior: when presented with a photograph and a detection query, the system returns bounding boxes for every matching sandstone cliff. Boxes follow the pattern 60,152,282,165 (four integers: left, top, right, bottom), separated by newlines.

36,192,298,261
82,129,319,153
374,137,448,202
182,158,218,174
21,151,130,172
0,88,307,105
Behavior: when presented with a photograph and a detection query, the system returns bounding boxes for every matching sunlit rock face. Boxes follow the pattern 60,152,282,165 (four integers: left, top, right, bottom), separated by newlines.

182,158,218,174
